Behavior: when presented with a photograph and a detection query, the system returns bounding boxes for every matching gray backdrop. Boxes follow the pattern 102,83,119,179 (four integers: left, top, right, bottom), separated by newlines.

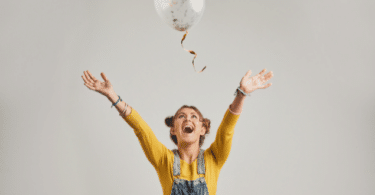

1,0,374,194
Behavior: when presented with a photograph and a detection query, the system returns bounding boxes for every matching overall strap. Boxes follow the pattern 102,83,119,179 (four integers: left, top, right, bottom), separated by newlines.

172,149,181,176
197,149,205,175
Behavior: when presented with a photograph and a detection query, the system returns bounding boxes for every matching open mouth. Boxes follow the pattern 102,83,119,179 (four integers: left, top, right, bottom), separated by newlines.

183,126,194,133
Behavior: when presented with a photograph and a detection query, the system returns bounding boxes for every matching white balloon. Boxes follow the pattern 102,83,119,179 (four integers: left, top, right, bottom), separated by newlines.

154,0,206,32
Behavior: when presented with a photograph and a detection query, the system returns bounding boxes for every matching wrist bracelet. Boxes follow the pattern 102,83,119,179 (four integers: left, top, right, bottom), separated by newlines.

120,103,128,117
228,105,242,115
111,95,122,108
234,87,251,96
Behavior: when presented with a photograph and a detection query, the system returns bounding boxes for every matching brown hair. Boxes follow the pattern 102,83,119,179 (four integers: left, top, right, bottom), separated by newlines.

165,105,211,147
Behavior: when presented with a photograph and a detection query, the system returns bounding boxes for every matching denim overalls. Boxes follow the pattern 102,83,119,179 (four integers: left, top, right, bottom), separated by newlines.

170,149,209,195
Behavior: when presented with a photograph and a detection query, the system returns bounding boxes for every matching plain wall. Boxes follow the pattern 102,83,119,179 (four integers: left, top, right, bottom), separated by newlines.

1,0,374,194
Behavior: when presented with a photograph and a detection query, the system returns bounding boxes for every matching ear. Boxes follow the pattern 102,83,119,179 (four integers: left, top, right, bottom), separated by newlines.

200,126,206,136
170,127,176,135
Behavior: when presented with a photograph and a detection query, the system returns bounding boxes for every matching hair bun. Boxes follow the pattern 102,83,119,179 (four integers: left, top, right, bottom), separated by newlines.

203,118,211,134
165,116,174,127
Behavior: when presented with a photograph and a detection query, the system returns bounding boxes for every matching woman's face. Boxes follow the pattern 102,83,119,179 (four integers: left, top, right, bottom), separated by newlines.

171,108,206,146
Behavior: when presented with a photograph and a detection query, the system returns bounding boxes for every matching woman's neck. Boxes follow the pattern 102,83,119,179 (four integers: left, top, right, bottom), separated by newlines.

177,142,200,164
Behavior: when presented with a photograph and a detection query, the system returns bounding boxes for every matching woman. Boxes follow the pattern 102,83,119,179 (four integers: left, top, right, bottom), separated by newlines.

82,69,273,195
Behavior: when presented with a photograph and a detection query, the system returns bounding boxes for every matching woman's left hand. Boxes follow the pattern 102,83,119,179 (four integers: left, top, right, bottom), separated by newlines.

239,69,274,94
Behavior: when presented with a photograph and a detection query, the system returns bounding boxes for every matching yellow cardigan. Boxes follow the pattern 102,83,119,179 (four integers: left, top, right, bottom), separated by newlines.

123,108,240,195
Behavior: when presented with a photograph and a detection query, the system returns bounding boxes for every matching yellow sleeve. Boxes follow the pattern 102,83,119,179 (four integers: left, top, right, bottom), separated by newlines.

207,108,240,168
123,108,168,169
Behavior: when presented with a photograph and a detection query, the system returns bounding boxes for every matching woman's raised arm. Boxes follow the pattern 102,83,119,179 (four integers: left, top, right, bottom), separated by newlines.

82,70,132,117
82,70,168,169
208,69,274,168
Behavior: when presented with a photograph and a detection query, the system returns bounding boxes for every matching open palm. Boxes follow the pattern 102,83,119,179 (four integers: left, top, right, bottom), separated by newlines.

82,70,113,97
240,69,273,94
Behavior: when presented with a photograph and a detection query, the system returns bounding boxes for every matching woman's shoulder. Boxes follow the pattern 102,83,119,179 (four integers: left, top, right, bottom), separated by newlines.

162,148,176,162
157,148,176,168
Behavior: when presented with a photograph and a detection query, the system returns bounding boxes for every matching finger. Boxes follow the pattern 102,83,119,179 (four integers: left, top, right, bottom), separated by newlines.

258,68,267,75
260,83,272,89
101,72,108,82
81,75,89,84
84,71,94,83
83,71,93,83
266,71,273,77
87,70,98,82
244,70,252,78
84,83,95,90
264,71,274,81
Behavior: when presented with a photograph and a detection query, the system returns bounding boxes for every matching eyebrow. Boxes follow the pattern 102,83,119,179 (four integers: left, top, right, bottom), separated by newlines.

177,112,198,115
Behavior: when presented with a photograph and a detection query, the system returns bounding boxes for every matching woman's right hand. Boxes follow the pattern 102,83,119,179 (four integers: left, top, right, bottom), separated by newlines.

82,70,114,97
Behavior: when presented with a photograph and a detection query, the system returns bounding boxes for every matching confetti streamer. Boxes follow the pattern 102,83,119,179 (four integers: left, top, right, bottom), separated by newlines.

181,30,206,73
